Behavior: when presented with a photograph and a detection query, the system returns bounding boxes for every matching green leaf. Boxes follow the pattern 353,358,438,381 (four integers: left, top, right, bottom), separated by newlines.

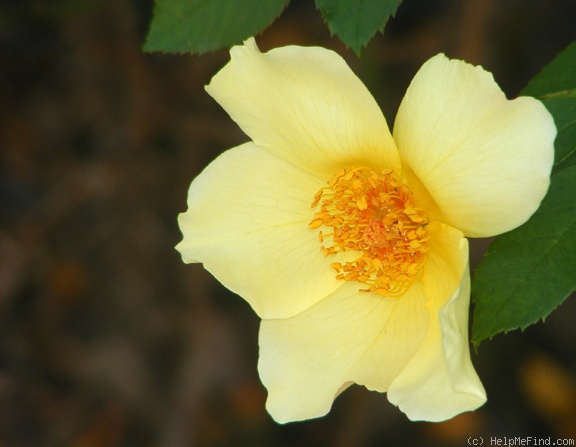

315,0,403,53
543,97,576,173
472,164,576,345
472,42,576,345
522,41,576,98
144,0,289,54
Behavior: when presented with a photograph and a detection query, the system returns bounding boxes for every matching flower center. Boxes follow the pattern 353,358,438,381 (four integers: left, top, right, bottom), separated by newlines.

308,167,429,297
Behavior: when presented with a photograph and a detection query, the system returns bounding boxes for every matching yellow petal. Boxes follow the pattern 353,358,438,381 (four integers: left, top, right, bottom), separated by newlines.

206,38,401,180
394,54,555,237
422,221,468,305
346,282,428,393
387,267,486,421
258,222,471,423
258,281,428,423
176,142,346,319
349,222,467,394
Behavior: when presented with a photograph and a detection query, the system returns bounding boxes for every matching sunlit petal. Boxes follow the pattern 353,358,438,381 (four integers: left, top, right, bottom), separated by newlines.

388,268,486,421
258,282,427,423
176,142,348,319
350,222,467,393
177,43,554,423
206,38,401,180
394,54,555,237
422,222,468,305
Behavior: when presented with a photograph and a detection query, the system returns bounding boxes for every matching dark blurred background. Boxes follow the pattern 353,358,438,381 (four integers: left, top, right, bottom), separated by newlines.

1,0,575,446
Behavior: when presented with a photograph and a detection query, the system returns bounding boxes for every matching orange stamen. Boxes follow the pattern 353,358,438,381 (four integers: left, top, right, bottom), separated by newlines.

308,167,429,297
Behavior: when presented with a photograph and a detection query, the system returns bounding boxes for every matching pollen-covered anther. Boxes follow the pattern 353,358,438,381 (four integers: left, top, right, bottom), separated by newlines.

308,167,429,298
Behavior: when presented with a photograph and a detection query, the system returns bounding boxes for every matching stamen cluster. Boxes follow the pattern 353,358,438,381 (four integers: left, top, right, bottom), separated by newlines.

309,167,429,297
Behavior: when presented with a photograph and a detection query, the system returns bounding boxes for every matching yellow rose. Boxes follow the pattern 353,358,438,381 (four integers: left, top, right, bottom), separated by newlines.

177,38,555,423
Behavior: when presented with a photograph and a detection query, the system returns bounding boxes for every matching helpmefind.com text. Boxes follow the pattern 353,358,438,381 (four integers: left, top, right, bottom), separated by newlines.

467,437,575,446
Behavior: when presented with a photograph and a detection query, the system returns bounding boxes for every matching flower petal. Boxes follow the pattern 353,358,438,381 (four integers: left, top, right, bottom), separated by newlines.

206,38,401,180
258,281,429,423
387,268,486,421
176,142,349,319
349,222,468,393
422,222,469,303
257,222,470,423
394,54,555,237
